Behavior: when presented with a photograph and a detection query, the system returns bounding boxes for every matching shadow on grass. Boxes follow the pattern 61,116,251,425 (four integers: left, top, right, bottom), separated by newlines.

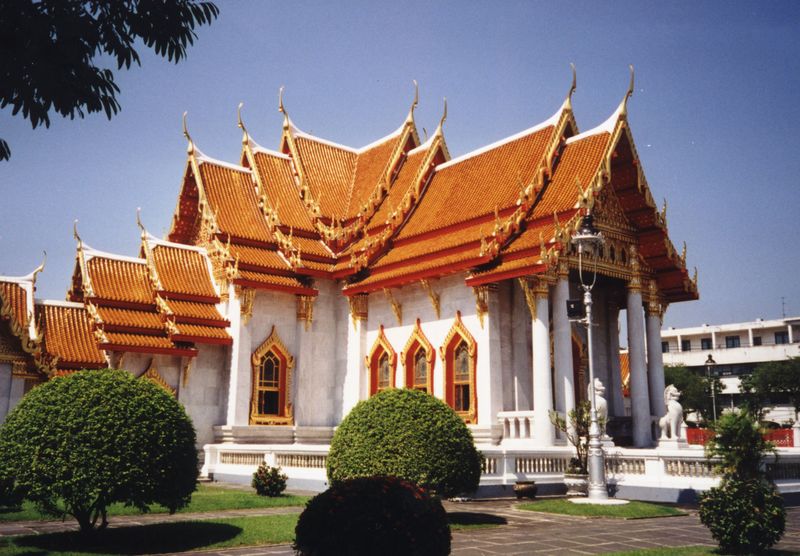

447,512,507,527
14,521,242,554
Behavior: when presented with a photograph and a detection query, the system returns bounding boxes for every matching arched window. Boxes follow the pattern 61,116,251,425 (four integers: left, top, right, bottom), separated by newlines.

403,319,434,394
440,312,477,423
366,325,397,395
250,326,294,425
413,349,428,391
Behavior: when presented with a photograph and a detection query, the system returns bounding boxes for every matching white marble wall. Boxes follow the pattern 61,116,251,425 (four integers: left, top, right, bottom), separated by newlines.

510,280,533,411
0,362,12,420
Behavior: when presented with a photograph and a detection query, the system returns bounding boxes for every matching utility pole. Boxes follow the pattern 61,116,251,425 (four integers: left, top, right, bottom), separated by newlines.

781,296,786,318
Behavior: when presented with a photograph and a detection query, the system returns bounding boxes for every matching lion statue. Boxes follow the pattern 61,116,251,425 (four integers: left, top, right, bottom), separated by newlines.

588,378,608,437
658,384,683,440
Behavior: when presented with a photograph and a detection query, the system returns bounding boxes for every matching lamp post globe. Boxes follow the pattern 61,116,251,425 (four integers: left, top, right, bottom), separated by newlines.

570,210,608,501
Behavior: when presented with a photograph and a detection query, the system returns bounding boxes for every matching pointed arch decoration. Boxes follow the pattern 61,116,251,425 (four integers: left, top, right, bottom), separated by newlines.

141,358,175,396
402,319,435,394
439,311,477,423
250,326,294,425
365,325,397,395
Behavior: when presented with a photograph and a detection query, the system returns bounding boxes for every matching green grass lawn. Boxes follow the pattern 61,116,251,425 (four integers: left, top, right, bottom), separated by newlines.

0,508,490,555
518,498,686,519
0,514,299,555
0,484,309,522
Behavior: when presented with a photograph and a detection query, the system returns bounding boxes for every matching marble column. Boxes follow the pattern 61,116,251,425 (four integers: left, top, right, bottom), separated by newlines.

627,278,652,447
532,280,555,446
225,284,253,426
606,302,625,417
645,288,667,424
342,295,368,418
552,263,576,429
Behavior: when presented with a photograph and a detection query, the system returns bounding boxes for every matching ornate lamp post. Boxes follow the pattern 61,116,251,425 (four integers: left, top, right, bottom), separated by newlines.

571,211,608,501
705,354,717,423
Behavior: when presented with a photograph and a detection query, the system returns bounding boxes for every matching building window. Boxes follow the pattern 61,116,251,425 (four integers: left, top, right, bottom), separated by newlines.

453,342,471,412
443,312,477,423
725,335,741,349
661,341,669,353
775,331,789,345
403,319,434,393
701,338,712,350
681,339,691,352
368,325,396,396
753,336,762,346
250,326,293,425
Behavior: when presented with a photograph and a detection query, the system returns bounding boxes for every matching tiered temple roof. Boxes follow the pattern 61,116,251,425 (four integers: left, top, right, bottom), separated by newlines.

3,69,698,372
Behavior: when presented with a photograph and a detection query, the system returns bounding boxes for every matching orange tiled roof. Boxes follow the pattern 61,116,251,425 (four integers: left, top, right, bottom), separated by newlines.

620,352,631,397
397,125,556,240
151,244,218,299
102,331,178,351
250,150,316,232
294,136,357,218
164,299,226,323
197,161,273,243
0,281,29,329
236,270,315,293
95,306,163,331
345,136,401,219
86,257,153,305
173,323,232,344
367,146,430,232
36,303,106,368
228,243,291,271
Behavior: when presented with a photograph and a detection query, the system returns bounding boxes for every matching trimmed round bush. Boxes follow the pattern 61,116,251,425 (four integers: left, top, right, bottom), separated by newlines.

293,475,450,556
327,388,481,498
0,369,198,532
252,463,287,497
699,478,786,553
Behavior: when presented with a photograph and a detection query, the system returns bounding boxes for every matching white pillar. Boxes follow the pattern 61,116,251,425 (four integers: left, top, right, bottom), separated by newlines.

342,295,368,417
553,264,576,423
607,302,625,417
225,284,253,426
532,280,555,446
646,301,667,424
479,286,505,426
627,281,652,447
512,279,533,411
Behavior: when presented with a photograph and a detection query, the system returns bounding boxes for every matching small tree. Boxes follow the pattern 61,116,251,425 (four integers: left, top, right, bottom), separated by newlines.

740,358,800,421
549,401,591,474
699,410,786,553
0,369,198,533
327,388,481,498
251,463,287,497
294,476,450,556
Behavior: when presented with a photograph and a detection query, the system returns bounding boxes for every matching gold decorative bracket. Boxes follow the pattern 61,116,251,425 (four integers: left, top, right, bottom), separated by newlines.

348,294,369,328
383,288,402,326
142,359,175,396
517,278,537,320
238,286,256,325
296,295,315,331
473,285,492,328
419,279,441,319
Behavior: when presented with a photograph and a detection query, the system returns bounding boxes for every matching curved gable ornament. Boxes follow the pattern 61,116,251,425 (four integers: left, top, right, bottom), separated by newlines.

250,326,294,425
141,359,175,396
365,325,397,394
439,311,478,423
402,318,435,393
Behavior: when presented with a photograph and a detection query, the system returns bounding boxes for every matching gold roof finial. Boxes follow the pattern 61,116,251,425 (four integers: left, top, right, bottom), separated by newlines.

237,102,250,146
31,251,47,285
182,111,194,155
136,207,147,238
568,62,577,104
405,80,419,125
278,86,290,131
438,97,448,131
619,64,635,117
73,219,83,247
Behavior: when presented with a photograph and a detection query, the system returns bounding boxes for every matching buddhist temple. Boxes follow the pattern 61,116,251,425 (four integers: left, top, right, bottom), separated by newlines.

1,68,701,492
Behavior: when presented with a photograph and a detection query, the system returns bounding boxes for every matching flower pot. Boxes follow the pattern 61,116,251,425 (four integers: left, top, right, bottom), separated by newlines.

563,473,589,497
513,480,537,499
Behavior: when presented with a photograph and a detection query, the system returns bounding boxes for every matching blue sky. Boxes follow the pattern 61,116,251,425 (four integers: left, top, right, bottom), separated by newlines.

2,1,798,328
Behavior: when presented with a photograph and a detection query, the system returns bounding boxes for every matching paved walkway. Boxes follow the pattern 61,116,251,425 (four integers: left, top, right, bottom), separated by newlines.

2,498,799,555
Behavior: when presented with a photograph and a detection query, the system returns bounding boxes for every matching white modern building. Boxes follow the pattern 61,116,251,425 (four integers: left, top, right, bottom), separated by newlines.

662,317,800,424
